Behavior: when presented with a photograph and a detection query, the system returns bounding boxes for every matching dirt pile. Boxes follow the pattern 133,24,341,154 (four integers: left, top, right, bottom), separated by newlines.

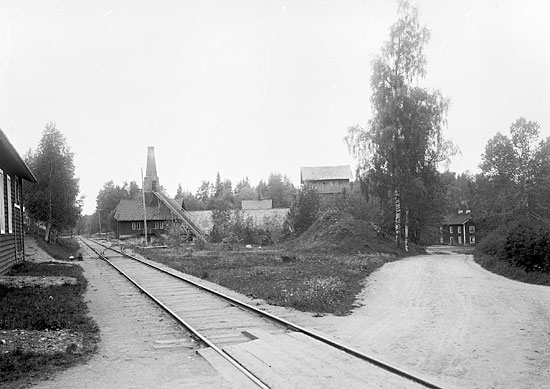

288,210,393,254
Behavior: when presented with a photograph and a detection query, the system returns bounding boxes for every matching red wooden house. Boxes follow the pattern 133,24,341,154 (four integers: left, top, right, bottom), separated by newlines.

0,129,36,274
441,210,476,245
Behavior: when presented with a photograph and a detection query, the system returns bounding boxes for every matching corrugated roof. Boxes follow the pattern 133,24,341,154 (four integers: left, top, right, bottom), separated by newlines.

114,199,172,221
300,165,353,182
443,213,472,226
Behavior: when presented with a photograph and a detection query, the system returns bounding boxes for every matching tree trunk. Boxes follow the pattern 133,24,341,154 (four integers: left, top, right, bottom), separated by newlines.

404,207,409,252
45,223,51,243
395,188,401,247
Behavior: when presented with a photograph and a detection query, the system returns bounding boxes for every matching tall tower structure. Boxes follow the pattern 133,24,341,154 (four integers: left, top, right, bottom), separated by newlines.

143,146,159,192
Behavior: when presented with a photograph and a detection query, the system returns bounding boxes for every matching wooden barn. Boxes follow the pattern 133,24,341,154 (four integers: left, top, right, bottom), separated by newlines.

113,147,204,241
0,129,37,274
440,210,476,245
300,165,353,197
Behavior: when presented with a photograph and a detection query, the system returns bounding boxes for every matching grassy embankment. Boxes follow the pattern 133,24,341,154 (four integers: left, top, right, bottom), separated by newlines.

474,251,550,286
0,236,98,386
136,247,398,316
473,225,550,286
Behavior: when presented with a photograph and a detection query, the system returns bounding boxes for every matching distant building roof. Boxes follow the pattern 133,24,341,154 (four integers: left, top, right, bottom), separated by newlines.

443,213,473,226
114,199,172,221
300,165,353,182
0,128,36,182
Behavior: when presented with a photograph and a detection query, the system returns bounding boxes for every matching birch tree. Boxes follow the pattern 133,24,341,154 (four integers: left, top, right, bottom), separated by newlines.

347,1,454,250
24,123,81,242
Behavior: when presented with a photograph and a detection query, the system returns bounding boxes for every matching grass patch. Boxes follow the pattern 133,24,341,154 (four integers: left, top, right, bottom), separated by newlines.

33,235,81,261
135,247,397,315
0,261,98,386
474,251,550,286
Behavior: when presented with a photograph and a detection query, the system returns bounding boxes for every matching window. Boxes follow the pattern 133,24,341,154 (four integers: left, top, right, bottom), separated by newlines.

14,177,21,207
132,222,141,230
458,226,462,233
154,221,164,229
449,226,453,233
458,236,463,244
0,169,4,234
469,225,475,233
7,175,12,233
470,236,476,244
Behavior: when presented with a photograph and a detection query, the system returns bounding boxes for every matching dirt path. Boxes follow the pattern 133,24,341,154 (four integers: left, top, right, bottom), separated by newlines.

268,254,550,389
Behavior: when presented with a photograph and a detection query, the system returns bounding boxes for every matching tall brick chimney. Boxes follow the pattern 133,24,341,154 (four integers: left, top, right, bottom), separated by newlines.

143,146,159,192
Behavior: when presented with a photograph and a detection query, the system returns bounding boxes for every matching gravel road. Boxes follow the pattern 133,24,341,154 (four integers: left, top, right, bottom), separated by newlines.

273,254,550,389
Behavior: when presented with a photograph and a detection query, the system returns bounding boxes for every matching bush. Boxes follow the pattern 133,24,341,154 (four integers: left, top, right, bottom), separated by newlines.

505,221,550,273
285,187,321,236
209,200,232,242
477,226,510,260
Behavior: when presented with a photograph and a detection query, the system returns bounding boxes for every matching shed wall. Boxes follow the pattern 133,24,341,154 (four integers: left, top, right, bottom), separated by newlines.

0,171,24,274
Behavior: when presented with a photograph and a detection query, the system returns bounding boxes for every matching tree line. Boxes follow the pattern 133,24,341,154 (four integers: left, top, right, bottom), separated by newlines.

77,172,297,235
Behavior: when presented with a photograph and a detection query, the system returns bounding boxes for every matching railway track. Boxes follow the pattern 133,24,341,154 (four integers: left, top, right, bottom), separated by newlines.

79,236,445,389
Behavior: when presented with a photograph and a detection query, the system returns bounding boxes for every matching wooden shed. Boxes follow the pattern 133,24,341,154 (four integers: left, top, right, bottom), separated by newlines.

300,165,353,196
0,129,37,274
113,146,205,241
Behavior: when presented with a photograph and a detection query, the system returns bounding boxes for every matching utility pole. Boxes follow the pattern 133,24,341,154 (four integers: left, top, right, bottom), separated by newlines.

97,208,102,234
141,168,148,245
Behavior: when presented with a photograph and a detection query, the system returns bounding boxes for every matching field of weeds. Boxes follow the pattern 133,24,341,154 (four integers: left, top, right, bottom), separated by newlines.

134,246,397,315
0,259,98,386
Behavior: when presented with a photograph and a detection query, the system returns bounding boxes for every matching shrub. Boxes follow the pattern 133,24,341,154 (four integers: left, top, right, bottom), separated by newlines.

505,221,550,273
285,187,321,236
477,226,510,260
210,200,232,242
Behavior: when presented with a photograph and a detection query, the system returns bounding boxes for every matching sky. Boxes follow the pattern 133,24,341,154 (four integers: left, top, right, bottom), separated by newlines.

1,0,549,215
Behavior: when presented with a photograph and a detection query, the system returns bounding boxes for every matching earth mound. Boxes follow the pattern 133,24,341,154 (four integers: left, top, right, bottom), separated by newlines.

287,210,395,254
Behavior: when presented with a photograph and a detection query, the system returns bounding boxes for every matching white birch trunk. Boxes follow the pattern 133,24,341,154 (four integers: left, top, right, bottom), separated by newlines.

395,188,401,247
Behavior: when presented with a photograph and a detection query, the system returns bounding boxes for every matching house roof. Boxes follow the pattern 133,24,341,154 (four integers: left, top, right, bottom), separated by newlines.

443,213,473,226
0,128,37,182
114,199,173,221
300,165,353,182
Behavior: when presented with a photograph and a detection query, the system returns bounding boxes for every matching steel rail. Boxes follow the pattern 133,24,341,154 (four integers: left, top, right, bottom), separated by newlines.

86,237,444,389
79,237,269,389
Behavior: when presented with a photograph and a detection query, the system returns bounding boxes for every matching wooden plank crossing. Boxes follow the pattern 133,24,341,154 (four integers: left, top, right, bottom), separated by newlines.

222,328,422,388
198,347,260,389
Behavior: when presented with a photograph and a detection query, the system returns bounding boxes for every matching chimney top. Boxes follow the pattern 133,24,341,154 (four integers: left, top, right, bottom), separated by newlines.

144,146,159,192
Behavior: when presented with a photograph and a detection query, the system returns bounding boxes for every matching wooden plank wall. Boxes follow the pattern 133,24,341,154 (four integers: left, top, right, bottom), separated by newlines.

0,173,21,275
